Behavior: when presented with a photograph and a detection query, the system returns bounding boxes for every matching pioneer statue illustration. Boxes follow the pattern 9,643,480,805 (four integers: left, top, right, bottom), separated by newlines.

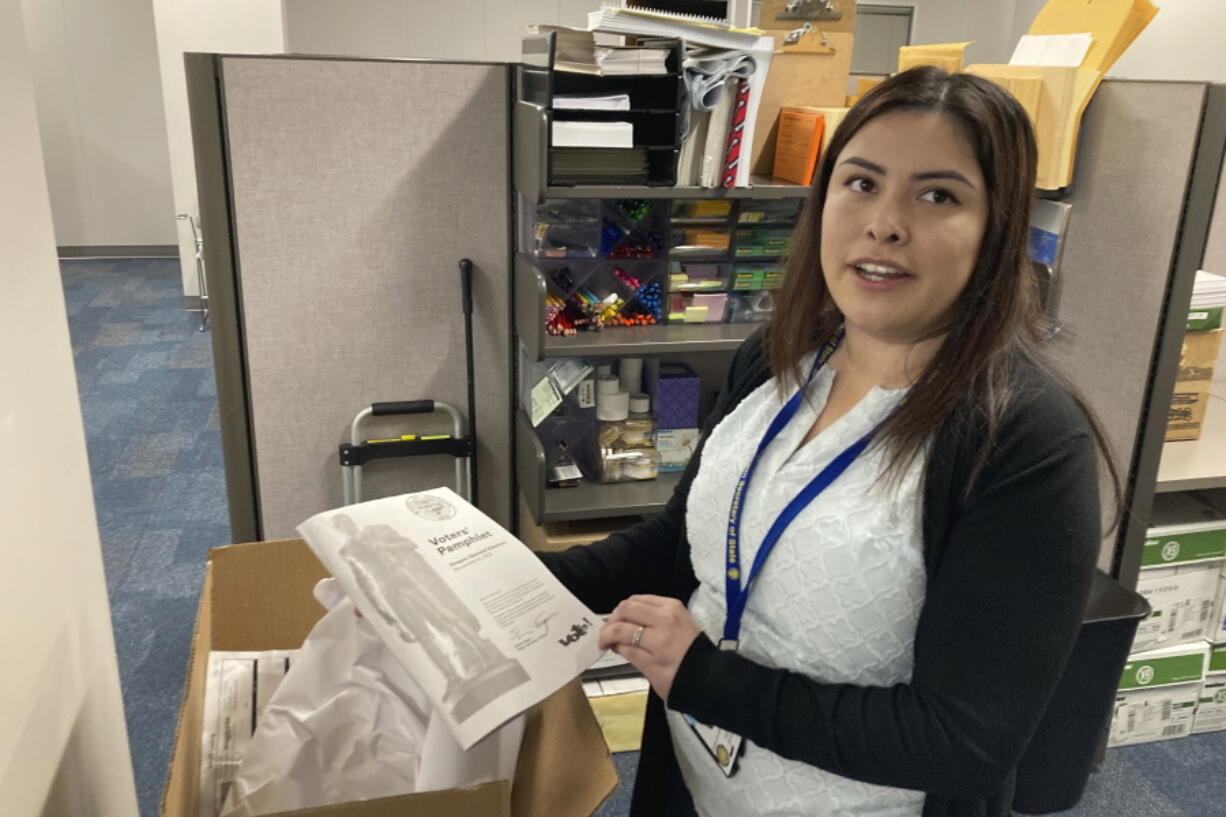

333,513,530,723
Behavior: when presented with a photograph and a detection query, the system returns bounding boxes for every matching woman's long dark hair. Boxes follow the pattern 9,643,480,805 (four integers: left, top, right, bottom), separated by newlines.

767,66,1121,520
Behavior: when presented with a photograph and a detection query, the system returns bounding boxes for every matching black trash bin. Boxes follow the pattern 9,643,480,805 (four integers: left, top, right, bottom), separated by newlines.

1013,569,1151,814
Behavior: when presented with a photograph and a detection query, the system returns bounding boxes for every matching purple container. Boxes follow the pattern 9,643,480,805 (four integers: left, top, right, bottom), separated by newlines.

652,362,700,430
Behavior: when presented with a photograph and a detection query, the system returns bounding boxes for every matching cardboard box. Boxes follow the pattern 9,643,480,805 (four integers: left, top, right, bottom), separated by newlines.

162,539,617,817
1166,387,1211,442
1131,495,1226,652
1109,641,1209,747
657,428,699,472
1192,643,1226,734
1176,329,1222,383
1166,329,1223,441
1210,563,1226,643
1132,563,1221,651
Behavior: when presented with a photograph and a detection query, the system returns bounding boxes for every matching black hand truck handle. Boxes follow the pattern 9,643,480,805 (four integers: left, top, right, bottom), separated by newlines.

459,258,474,317
459,258,477,506
371,400,434,416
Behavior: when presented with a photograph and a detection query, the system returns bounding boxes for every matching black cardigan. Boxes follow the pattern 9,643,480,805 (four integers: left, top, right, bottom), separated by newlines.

540,329,1101,817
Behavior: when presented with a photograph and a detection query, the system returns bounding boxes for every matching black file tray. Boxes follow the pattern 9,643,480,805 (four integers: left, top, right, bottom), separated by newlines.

521,32,684,188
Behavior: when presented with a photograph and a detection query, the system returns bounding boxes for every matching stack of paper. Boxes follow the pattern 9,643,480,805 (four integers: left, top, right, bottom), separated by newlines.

553,93,631,111
587,5,766,51
552,121,633,148
552,148,650,184
531,25,671,76
596,46,670,75
1192,271,1226,308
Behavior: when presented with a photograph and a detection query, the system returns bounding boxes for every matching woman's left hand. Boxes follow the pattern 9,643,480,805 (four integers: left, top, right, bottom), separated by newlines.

598,594,703,702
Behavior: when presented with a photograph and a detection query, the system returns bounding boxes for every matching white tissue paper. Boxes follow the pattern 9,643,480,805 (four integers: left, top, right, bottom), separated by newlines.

220,578,524,817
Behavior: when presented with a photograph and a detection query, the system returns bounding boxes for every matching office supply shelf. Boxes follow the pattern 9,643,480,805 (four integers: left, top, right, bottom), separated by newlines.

1155,380,1226,492
515,253,759,360
515,102,811,203
517,410,682,522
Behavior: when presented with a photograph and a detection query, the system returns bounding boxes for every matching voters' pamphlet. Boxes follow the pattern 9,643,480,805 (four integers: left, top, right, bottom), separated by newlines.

297,487,603,749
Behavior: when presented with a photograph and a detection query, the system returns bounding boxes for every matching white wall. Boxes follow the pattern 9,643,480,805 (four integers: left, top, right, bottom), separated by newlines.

1107,0,1226,82
21,0,176,250
152,0,286,298
281,1,1024,82
894,0,1018,65
0,1,138,815
284,0,601,62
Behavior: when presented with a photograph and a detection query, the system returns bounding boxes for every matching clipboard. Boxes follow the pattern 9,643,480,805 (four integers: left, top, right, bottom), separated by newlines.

762,0,856,34
778,23,835,55
750,28,852,176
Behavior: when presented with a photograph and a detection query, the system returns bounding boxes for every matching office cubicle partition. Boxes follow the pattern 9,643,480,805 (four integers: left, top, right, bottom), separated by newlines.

186,54,516,541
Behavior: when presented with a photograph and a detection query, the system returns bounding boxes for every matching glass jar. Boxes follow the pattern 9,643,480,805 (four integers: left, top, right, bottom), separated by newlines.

597,390,630,483
618,393,660,481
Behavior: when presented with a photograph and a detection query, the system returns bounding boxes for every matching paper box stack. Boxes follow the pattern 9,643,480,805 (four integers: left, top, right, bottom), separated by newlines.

1109,641,1208,747
1192,643,1226,735
1129,493,1226,654
1166,319,1223,442
1168,274,1225,441
1107,493,1226,746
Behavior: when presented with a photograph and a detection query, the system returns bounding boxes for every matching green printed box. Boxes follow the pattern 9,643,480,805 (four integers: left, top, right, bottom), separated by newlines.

1110,641,1209,747
1187,306,1223,332
1210,565,1226,643
1132,495,1226,652
762,270,786,290
732,270,764,290
1140,528,1226,568
1192,643,1226,734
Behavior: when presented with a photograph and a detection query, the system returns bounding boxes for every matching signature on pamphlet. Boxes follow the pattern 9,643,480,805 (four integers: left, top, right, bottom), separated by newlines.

509,611,557,648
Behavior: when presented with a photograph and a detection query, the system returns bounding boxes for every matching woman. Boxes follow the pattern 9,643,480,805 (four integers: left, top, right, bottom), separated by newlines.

540,66,1119,817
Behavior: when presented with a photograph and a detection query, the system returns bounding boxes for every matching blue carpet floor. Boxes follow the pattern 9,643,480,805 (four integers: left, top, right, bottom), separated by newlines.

62,258,229,817
63,258,1225,817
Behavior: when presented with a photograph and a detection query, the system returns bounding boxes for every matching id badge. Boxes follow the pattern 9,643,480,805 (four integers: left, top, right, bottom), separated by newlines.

681,638,743,777
683,715,743,777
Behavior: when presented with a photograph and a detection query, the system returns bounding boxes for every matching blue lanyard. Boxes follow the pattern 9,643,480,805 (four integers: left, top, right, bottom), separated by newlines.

723,328,876,646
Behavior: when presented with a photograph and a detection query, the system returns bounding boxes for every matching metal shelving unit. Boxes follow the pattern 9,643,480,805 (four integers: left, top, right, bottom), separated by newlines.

1156,381,1226,493
514,102,811,204
512,34,811,527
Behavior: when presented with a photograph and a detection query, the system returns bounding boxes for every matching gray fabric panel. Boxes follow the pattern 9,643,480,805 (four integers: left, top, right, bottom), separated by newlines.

1047,80,1206,569
1204,137,1226,275
221,56,511,539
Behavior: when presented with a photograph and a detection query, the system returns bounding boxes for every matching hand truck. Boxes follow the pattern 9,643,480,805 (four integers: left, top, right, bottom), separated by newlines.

338,259,478,505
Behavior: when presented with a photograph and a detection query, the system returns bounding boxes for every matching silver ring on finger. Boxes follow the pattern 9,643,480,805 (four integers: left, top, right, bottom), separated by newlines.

631,625,645,649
